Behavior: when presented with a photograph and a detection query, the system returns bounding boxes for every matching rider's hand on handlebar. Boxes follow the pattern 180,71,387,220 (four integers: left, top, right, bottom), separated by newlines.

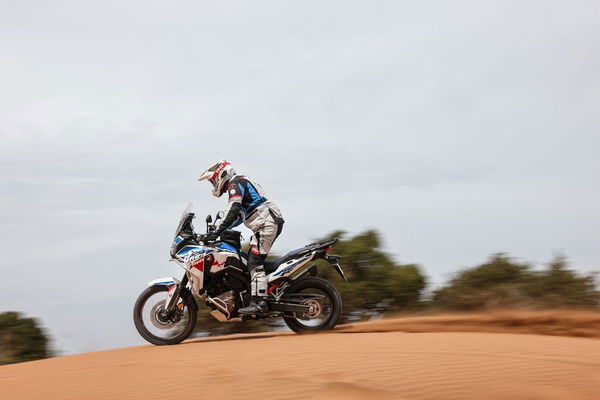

205,232,219,242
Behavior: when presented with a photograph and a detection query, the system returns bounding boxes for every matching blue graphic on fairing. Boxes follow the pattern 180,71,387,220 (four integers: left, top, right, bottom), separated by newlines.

217,242,238,252
177,246,210,256
174,236,183,244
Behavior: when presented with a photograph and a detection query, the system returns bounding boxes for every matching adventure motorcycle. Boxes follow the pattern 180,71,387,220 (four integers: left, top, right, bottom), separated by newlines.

133,204,347,345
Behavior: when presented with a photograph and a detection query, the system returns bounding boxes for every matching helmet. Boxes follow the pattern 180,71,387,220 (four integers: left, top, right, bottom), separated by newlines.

198,160,236,197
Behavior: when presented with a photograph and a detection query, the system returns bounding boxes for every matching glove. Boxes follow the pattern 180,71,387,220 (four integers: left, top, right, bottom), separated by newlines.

205,232,219,242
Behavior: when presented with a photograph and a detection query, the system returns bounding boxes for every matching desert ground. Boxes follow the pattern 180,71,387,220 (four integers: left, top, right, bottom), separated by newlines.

2,311,600,400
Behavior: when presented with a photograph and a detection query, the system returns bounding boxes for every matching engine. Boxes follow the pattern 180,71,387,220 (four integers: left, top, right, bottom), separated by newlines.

214,290,236,314
203,262,250,316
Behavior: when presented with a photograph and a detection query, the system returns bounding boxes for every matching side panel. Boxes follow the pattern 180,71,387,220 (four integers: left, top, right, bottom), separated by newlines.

174,245,244,297
208,250,242,274
178,246,210,297
184,251,206,297
267,252,314,282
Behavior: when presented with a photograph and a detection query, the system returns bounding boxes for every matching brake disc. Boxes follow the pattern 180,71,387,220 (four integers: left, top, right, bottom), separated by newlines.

299,299,323,320
149,300,178,329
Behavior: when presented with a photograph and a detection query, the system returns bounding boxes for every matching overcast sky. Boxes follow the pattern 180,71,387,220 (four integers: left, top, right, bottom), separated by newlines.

1,0,599,355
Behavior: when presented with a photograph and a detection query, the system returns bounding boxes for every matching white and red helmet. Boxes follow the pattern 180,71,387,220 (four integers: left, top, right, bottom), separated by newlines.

198,160,236,197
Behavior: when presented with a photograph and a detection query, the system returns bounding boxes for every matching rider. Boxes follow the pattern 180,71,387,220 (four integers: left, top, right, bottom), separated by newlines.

198,160,285,315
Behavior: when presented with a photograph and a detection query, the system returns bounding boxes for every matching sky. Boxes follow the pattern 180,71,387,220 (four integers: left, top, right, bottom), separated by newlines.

1,0,599,355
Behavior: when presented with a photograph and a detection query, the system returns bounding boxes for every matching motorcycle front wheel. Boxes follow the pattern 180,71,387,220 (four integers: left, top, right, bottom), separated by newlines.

282,277,342,334
133,285,197,345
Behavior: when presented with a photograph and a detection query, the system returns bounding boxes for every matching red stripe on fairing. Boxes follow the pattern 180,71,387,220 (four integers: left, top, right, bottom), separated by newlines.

251,246,260,255
191,259,204,271
229,195,242,200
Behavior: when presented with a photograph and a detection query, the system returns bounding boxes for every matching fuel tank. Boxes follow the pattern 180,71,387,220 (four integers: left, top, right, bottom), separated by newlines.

176,243,245,275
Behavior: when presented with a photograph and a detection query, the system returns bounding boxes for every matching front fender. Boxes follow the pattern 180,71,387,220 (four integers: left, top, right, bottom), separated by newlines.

148,277,180,286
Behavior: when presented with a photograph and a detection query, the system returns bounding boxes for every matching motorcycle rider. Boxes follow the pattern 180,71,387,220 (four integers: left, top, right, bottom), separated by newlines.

198,160,285,315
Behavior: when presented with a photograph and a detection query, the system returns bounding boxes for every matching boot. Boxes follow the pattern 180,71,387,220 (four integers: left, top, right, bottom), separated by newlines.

238,266,268,315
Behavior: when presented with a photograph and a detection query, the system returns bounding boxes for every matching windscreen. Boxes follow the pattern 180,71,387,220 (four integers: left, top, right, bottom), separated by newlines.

173,203,194,239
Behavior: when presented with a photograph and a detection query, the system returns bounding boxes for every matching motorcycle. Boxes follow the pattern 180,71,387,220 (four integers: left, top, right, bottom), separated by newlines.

133,204,347,345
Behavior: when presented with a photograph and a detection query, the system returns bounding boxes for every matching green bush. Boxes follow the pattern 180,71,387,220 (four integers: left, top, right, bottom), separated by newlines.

0,312,51,365
432,254,600,310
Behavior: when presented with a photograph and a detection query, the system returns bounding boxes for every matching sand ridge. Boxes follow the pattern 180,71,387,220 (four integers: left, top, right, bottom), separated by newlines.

337,310,600,338
2,312,600,399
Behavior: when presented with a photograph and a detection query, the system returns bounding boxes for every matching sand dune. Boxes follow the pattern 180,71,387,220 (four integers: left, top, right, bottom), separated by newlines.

2,312,600,400
338,310,600,338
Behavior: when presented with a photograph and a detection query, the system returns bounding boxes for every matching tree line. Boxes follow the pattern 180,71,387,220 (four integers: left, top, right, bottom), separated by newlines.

317,230,599,317
4,229,599,362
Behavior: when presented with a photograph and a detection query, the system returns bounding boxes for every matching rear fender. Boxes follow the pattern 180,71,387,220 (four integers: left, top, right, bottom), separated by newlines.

324,255,348,282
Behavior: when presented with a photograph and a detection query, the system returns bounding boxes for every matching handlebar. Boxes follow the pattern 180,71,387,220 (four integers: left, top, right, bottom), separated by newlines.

195,233,219,245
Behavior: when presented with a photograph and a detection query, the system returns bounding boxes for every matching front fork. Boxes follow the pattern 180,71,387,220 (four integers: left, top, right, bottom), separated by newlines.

165,274,189,312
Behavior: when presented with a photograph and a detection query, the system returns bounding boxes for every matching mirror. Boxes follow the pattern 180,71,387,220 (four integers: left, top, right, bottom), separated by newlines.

215,211,224,222
206,214,212,224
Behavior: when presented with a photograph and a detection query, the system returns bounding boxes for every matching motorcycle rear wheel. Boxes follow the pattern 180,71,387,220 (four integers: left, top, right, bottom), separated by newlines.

133,285,197,345
282,277,342,334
